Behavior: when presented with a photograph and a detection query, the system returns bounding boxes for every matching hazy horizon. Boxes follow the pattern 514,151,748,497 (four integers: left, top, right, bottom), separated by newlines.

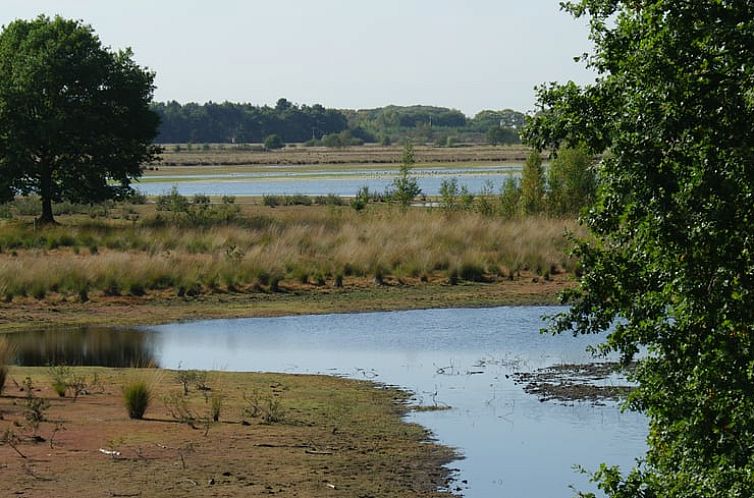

1,1,595,116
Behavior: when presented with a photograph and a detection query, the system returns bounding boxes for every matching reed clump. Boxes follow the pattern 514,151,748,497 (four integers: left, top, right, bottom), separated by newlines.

123,380,151,419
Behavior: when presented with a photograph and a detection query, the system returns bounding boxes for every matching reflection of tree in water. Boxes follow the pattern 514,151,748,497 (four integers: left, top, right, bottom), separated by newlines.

9,328,158,367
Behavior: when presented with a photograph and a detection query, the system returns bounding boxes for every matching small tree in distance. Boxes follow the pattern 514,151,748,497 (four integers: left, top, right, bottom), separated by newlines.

263,134,285,150
390,143,421,208
0,16,160,224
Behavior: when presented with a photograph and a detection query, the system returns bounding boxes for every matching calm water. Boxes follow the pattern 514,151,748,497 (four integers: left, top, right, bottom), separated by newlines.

9,307,646,497
135,165,521,197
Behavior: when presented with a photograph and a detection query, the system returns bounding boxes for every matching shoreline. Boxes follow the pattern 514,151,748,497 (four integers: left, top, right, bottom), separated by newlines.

0,366,457,497
0,275,569,334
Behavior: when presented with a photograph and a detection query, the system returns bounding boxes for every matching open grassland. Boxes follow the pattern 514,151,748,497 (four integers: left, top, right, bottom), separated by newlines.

157,143,531,167
0,205,578,300
0,366,454,497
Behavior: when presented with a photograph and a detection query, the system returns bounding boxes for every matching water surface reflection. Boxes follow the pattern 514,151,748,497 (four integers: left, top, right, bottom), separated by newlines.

8,307,646,498
9,327,157,367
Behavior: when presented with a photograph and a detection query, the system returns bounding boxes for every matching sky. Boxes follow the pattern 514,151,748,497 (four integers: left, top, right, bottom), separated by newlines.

0,1,596,116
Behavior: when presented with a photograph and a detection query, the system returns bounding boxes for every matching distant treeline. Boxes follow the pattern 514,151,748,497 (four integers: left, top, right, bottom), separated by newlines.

152,99,524,146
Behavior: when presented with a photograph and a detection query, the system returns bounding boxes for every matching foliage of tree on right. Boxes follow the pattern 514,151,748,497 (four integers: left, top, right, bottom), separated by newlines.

524,2,754,496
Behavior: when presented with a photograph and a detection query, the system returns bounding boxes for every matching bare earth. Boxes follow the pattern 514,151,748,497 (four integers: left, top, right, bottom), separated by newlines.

0,368,455,498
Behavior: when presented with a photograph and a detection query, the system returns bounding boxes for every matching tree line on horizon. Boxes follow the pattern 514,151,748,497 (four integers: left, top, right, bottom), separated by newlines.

151,98,524,147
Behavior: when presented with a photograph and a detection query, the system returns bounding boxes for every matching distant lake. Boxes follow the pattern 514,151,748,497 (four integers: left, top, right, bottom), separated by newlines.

135,165,521,197
10,306,647,498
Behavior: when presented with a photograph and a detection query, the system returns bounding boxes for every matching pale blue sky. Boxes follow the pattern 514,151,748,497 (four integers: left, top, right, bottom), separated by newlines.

1,1,595,115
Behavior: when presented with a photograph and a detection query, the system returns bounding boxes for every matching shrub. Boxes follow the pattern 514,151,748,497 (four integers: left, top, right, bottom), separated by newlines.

48,364,71,397
123,380,151,419
459,185,474,210
439,178,459,212
262,194,279,208
156,186,189,212
314,194,345,206
163,393,197,426
242,389,285,424
263,134,284,150
262,396,285,424
351,186,370,211
23,377,49,434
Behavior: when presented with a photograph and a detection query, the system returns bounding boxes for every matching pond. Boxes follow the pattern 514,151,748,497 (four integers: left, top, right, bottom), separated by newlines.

135,165,521,197
8,307,646,498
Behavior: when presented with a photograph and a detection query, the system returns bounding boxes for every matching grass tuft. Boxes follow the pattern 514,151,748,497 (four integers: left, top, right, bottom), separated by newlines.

123,380,151,419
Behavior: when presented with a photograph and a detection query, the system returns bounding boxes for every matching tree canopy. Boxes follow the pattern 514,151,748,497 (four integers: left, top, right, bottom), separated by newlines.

152,100,348,144
524,1,754,496
0,15,160,223
153,102,525,146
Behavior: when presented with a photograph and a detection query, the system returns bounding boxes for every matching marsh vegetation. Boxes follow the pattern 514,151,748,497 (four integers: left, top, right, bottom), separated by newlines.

0,197,579,305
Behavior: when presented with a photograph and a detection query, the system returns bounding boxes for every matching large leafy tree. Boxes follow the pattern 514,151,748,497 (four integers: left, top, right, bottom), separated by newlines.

523,1,754,496
0,16,160,223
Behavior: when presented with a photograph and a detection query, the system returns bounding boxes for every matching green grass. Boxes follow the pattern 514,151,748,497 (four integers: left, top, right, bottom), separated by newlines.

123,380,151,419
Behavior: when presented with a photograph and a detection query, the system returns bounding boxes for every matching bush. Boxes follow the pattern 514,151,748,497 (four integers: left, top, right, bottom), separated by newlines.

163,393,197,426
23,377,49,433
263,134,284,150
242,389,285,424
351,186,370,211
262,194,313,207
156,186,189,212
48,364,72,397
262,194,279,208
439,178,459,212
123,380,150,419
314,194,345,206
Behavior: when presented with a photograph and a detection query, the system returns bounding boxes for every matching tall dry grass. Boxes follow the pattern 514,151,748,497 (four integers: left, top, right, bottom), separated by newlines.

0,208,581,300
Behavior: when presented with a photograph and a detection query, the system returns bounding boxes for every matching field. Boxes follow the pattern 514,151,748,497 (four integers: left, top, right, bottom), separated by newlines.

156,143,532,167
0,366,454,497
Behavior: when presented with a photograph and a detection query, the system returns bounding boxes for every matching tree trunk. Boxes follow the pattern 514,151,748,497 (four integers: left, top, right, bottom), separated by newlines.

38,170,56,225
